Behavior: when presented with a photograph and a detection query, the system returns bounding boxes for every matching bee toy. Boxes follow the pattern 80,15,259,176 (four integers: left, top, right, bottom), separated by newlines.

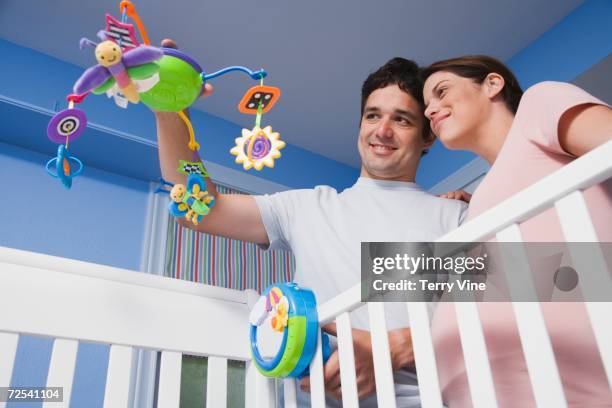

168,174,215,225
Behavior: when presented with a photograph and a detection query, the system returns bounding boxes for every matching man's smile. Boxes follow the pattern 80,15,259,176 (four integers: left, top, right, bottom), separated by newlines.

369,142,398,155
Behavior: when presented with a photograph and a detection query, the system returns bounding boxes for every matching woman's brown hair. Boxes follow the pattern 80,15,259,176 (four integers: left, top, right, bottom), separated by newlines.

421,55,523,113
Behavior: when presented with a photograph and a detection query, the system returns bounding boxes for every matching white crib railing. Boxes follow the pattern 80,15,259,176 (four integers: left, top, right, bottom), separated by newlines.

299,140,612,408
1,140,610,408
0,247,261,408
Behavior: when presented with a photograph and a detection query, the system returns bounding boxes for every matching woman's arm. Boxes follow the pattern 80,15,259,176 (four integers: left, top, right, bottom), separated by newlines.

558,104,612,157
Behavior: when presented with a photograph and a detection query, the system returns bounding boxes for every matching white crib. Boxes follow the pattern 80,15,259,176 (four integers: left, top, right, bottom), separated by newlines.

1,141,610,408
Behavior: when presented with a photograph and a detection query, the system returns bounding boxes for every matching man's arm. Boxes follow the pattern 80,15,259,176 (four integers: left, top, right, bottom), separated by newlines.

155,110,269,245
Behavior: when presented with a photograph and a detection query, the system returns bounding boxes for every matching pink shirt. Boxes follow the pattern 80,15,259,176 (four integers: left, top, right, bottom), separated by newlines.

431,82,612,407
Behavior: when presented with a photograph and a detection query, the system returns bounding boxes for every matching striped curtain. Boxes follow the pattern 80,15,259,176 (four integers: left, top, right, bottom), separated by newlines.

164,185,295,293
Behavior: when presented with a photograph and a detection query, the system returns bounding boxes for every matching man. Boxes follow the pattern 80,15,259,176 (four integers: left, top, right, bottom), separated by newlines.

156,46,467,406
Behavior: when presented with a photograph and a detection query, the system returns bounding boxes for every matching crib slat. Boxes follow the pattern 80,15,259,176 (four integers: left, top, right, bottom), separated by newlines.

133,349,158,408
157,351,181,408
335,312,359,408
206,357,228,407
0,332,18,387
367,302,397,408
43,338,78,408
497,225,567,407
556,191,612,388
103,345,134,408
283,378,298,408
405,303,443,408
454,302,498,408
244,362,256,408
556,191,612,298
582,303,612,388
245,362,276,408
309,330,326,408
0,332,18,408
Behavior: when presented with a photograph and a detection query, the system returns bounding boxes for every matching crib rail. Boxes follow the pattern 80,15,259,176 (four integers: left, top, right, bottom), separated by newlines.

0,246,256,407
299,140,612,408
0,248,250,359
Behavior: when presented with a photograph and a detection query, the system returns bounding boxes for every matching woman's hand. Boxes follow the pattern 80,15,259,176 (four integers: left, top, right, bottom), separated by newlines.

438,190,472,203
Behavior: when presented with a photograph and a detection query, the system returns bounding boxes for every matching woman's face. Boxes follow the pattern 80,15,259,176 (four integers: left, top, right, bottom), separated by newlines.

423,71,490,150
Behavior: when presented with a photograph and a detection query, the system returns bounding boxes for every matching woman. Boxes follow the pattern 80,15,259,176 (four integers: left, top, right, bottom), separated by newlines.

421,56,612,407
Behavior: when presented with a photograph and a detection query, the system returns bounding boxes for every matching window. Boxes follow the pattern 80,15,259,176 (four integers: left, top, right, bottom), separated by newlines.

163,184,295,292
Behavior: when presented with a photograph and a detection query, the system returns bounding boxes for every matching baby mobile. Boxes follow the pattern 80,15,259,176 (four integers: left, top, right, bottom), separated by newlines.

45,0,285,225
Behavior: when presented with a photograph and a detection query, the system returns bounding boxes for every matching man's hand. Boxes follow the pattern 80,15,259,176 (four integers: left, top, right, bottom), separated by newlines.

438,189,472,203
155,38,216,191
299,324,415,401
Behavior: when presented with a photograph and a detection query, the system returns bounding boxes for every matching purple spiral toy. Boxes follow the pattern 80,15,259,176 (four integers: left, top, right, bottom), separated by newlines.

245,133,272,160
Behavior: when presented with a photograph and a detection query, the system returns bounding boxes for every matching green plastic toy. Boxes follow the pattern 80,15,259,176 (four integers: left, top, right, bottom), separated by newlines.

139,48,204,112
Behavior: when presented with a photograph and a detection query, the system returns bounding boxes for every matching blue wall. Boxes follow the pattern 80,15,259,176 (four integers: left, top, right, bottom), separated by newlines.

508,0,612,88
0,142,149,269
0,142,148,408
1,0,610,406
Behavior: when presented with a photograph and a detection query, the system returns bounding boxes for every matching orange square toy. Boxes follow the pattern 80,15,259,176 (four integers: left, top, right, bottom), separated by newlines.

238,85,281,114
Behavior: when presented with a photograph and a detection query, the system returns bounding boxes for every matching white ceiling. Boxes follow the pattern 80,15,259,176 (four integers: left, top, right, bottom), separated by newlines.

0,0,585,168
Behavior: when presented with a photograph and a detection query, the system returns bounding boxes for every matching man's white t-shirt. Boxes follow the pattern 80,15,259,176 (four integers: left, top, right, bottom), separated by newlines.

255,177,467,407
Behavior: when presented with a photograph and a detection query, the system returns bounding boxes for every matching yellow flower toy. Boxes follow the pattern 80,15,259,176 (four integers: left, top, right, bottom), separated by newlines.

230,126,285,171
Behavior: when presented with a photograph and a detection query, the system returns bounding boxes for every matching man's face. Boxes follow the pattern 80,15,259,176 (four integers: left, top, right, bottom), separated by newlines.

358,85,430,182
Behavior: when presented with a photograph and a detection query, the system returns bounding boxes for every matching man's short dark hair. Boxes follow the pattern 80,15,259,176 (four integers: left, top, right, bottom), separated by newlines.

361,58,431,142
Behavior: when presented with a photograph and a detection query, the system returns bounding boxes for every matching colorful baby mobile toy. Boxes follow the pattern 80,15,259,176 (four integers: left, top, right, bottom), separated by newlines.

249,283,330,378
161,174,215,226
45,0,285,224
